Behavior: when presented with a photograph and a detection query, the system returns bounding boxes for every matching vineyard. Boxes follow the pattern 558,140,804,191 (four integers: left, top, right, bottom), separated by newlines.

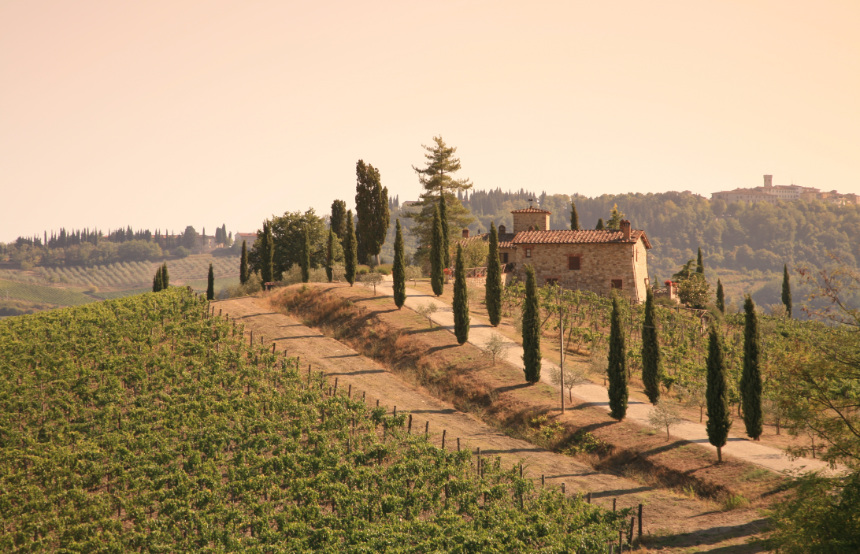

0,255,239,316
503,282,818,432
0,288,630,552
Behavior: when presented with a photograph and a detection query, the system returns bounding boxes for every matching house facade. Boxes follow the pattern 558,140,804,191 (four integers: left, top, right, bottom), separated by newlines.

467,207,652,303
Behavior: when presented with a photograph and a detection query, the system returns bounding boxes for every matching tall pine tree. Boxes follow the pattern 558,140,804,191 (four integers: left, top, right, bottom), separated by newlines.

453,244,469,345
596,218,605,230
716,279,725,314
206,263,215,300
641,288,661,404
522,265,541,383
344,210,357,286
741,296,763,440
439,196,450,269
485,222,502,326
392,219,406,309
430,204,444,296
239,240,249,285
325,228,335,283
696,247,705,275
161,263,169,288
608,295,628,419
570,201,580,230
706,324,731,462
299,229,310,283
782,264,792,318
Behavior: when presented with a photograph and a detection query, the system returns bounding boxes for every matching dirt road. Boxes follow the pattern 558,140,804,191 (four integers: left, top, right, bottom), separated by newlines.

373,278,835,477
216,295,767,552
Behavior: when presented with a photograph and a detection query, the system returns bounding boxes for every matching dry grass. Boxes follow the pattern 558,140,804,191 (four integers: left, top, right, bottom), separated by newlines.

271,283,788,510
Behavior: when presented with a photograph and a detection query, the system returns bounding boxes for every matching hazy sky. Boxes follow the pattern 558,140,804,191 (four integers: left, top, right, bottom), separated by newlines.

2,1,859,242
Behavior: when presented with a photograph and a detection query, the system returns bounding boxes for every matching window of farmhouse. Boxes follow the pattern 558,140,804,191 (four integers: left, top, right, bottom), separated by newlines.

501,253,509,264
611,279,623,290
568,255,581,270
525,248,532,258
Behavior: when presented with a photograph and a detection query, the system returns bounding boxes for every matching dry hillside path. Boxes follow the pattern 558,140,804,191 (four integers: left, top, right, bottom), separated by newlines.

374,278,835,477
217,295,765,551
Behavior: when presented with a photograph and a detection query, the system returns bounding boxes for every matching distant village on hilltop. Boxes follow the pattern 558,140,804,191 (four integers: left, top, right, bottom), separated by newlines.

712,174,859,205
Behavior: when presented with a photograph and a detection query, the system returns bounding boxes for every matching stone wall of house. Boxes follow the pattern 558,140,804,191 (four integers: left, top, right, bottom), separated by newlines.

512,212,550,233
511,239,649,303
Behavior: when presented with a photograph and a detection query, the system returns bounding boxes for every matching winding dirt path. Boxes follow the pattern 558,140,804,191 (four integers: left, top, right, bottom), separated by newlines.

216,295,767,552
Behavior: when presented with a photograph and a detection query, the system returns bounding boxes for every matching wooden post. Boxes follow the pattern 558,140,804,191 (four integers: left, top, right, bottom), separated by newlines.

348,384,352,399
541,474,545,487
519,463,523,478
638,503,643,540
334,378,338,394
424,420,429,438
272,343,276,355
376,399,379,408
561,482,565,495
587,492,592,504
250,331,253,346
362,391,366,402
442,429,446,449
393,406,396,416
613,498,617,512
628,517,635,545
407,414,412,434
307,364,312,385
559,287,565,414
457,438,460,452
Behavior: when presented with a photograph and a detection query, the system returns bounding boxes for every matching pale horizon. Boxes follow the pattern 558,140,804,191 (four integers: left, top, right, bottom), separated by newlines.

2,1,859,243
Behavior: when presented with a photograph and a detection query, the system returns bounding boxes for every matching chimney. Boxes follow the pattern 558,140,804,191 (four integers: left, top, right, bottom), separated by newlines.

764,174,773,188
620,220,631,241
462,228,469,239
498,224,506,235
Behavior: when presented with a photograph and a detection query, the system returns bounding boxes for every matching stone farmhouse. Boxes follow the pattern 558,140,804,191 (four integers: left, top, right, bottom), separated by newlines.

463,207,652,303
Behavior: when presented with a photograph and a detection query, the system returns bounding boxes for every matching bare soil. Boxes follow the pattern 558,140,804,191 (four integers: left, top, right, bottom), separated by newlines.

216,287,775,552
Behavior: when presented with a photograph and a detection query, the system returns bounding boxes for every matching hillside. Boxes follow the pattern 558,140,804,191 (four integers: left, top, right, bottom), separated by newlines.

0,288,628,551
0,254,239,316
462,189,860,309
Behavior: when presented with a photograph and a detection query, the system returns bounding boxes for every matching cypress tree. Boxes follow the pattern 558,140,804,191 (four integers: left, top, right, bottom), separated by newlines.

344,210,357,286
641,288,661,404
430,204,444,296
607,295,628,419
239,240,249,285
485,222,502,326
781,264,792,318
152,267,163,292
392,219,406,309
206,263,215,300
325,229,334,283
522,265,541,383
706,324,731,462
596,218,605,230
453,244,469,345
716,279,725,314
260,222,273,284
696,247,705,275
439,196,450,269
570,201,580,230
299,229,310,283
741,296,763,440
161,263,169,288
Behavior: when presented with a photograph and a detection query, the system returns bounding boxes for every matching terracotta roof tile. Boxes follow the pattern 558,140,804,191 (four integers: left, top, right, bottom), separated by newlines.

512,229,652,249
510,207,551,214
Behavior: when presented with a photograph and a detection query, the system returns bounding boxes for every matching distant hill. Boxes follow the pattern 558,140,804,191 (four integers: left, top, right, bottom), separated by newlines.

462,189,860,310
